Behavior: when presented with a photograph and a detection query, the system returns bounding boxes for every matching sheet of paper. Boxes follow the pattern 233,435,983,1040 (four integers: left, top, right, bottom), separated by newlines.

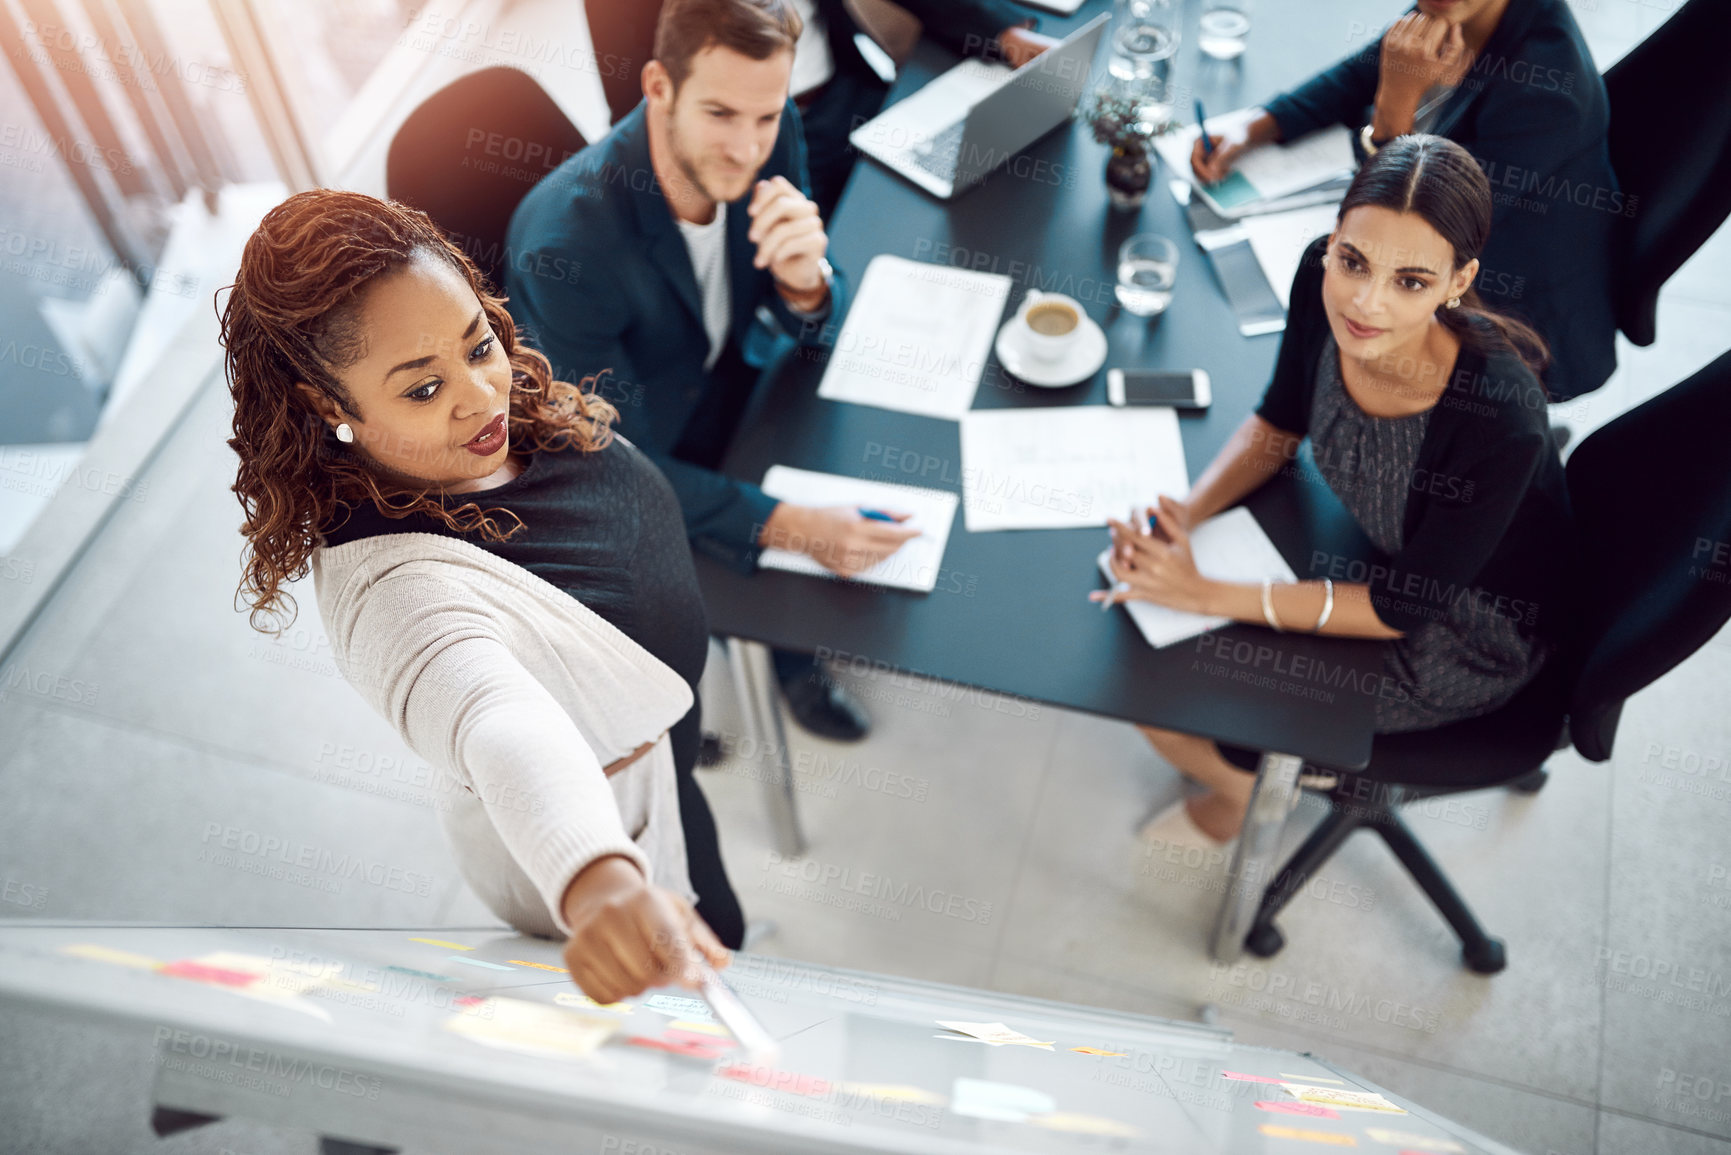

958,406,1189,532
817,254,1012,421
1099,506,1298,648
757,466,960,592
1240,203,1341,309
950,1077,1057,1121
1155,112,1354,217
443,997,620,1060
1365,1128,1465,1152
935,1020,1055,1048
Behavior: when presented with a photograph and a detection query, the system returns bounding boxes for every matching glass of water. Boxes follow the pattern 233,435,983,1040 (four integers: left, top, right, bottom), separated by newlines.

1198,0,1251,61
1117,234,1179,317
1108,0,1179,132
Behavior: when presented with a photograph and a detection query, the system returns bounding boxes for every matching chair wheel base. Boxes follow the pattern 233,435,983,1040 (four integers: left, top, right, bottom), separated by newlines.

1509,768,1549,794
1462,936,1507,974
1244,922,1285,959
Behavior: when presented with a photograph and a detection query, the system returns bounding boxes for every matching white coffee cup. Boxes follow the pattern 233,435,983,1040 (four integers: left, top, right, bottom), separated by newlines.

1016,290,1084,364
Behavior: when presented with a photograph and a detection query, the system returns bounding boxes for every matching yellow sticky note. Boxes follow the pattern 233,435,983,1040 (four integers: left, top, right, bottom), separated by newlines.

507,959,569,973
445,997,620,1059
1259,1124,1358,1145
410,937,474,951
837,1082,947,1106
1032,1112,1141,1137
1282,1084,1407,1114
554,991,632,1013
1070,1046,1128,1057
1282,1073,1347,1084
61,944,162,970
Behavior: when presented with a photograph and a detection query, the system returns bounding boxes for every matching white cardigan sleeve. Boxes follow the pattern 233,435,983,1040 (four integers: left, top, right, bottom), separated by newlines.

341,569,651,937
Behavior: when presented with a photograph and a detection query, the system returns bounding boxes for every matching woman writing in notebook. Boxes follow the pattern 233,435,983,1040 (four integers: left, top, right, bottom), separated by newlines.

1188,0,1617,404
223,191,739,1001
1096,135,1573,844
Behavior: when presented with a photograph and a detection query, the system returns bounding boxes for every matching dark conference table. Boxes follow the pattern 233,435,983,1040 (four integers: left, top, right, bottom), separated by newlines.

696,0,1395,960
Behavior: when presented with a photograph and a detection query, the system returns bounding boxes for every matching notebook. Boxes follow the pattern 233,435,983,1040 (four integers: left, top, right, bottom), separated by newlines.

756,466,961,592
1097,506,1298,648
1154,108,1354,220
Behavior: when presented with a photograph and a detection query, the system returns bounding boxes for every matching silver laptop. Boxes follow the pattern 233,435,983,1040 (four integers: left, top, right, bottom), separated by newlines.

849,13,1110,199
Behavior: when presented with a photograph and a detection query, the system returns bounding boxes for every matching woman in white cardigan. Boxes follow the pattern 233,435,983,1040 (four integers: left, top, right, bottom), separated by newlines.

221,189,734,1003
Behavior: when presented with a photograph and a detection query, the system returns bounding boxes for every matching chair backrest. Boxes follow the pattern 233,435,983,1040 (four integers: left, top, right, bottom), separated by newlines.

1604,0,1731,346
588,0,663,123
1565,348,1731,760
384,68,586,294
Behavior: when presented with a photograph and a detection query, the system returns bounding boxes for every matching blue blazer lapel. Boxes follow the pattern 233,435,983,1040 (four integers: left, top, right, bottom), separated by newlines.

617,105,707,330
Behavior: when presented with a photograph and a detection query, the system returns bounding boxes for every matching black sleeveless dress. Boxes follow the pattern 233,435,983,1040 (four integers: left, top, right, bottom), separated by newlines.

319,434,743,946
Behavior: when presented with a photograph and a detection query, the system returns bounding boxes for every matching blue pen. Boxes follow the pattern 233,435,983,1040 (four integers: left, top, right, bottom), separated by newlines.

859,508,898,522
1194,99,1214,158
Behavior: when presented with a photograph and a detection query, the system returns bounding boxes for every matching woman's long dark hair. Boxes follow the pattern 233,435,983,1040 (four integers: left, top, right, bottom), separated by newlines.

221,190,619,635
1335,134,1549,374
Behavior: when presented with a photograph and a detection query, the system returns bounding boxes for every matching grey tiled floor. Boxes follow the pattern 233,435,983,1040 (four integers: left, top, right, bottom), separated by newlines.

4,3,1730,1153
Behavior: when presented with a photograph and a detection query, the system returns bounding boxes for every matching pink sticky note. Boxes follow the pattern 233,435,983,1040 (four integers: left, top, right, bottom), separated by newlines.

1222,1070,1287,1085
626,1035,730,1060
717,1062,833,1097
161,960,259,988
1256,1100,1343,1119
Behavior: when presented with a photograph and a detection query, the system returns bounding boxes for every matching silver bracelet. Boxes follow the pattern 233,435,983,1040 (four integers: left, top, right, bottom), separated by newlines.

1260,577,1285,632
1314,577,1335,632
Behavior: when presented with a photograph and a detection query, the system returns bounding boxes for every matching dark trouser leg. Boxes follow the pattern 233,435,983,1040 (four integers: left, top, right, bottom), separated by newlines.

670,704,745,950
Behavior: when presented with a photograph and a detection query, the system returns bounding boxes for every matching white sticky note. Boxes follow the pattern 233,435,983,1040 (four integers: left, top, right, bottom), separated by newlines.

950,1077,1057,1122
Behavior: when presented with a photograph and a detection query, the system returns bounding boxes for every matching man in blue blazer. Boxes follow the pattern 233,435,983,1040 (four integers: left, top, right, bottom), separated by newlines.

1189,0,1618,404
505,0,918,740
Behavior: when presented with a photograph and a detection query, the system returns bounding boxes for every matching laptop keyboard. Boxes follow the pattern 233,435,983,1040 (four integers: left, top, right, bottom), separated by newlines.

910,121,965,181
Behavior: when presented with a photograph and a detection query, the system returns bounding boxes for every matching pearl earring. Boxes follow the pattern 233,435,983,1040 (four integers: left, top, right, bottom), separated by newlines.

1446,297,1461,309
335,422,354,443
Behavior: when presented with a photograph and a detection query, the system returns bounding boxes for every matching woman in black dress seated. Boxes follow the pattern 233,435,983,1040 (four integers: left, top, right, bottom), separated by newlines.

1099,135,1573,844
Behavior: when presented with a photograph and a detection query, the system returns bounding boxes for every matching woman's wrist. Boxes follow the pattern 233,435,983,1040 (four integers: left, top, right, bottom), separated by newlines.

560,854,647,932
1369,89,1419,141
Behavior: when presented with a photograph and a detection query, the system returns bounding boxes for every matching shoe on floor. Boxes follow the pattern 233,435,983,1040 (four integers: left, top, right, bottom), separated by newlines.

1138,797,1237,851
779,673,871,742
695,731,724,767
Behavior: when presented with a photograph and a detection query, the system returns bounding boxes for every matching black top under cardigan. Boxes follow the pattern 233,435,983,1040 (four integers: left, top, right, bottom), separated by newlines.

1262,0,1619,402
1257,237,1576,645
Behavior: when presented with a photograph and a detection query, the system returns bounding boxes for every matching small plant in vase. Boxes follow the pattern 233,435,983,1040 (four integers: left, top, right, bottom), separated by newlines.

1086,88,1160,210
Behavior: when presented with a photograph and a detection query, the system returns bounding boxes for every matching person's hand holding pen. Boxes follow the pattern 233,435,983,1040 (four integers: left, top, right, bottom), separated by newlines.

1189,108,1281,185
757,503,920,577
1089,495,1213,614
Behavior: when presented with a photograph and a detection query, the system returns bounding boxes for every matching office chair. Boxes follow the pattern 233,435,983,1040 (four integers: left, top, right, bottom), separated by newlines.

1604,0,1731,346
587,0,663,124
1240,348,1731,973
384,68,586,294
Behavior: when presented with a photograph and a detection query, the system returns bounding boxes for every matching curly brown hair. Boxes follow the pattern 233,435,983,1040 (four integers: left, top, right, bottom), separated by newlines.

221,189,618,635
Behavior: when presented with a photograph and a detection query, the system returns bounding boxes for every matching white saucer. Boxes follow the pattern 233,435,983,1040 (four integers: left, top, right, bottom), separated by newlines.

994,313,1108,388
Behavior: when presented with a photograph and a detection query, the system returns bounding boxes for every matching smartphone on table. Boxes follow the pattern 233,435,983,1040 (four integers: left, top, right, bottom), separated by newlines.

1106,368,1211,410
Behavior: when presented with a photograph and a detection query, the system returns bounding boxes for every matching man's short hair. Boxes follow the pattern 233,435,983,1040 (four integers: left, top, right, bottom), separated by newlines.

653,0,802,90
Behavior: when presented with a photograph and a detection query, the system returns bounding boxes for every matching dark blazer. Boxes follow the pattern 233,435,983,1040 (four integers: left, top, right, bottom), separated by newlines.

502,100,848,575
1259,237,1575,642
1262,0,1619,403
817,0,1037,81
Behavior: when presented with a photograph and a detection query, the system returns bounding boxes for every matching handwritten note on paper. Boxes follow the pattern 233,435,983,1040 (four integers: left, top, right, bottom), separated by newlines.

958,406,1189,532
1099,507,1299,648
817,255,1012,421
